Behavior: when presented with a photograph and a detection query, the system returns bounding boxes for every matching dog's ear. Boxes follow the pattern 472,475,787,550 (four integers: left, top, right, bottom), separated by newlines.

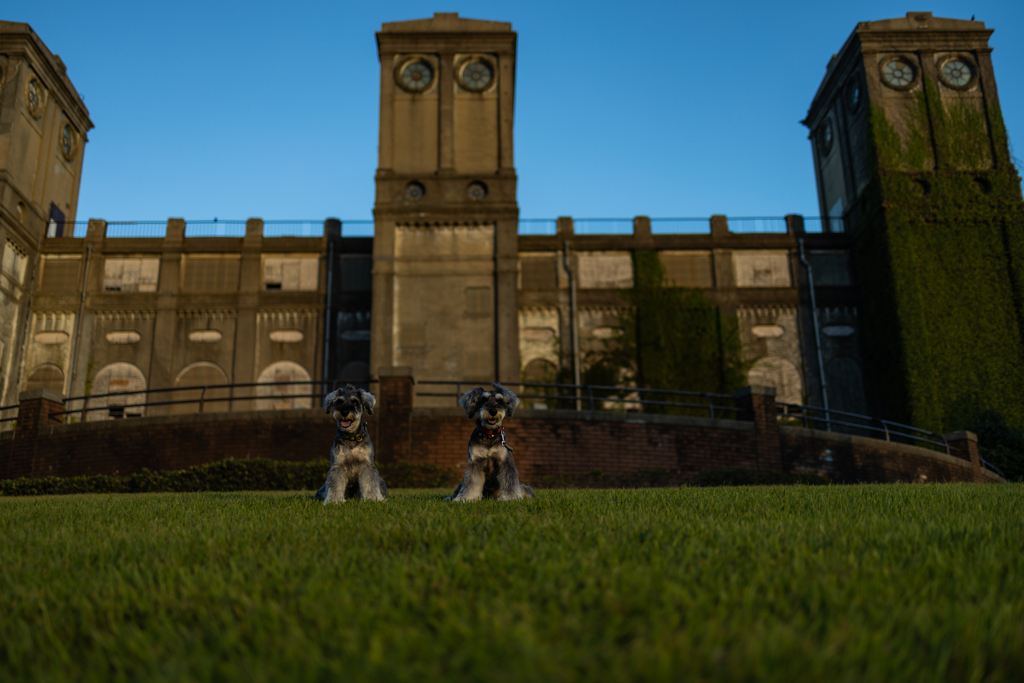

323,389,341,414
458,387,485,418
357,389,376,416
492,382,521,418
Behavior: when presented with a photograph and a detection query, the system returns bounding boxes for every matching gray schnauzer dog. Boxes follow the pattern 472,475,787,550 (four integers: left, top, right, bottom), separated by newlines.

447,383,534,501
316,385,388,504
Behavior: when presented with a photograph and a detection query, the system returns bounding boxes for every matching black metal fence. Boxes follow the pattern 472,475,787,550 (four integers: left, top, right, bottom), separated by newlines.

416,380,739,418
44,379,377,422
0,380,1009,478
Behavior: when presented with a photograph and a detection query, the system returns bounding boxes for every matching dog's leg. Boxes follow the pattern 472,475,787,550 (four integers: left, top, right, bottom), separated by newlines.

449,463,485,501
314,484,327,502
357,465,387,502
496,458,525,501
322,467,348,505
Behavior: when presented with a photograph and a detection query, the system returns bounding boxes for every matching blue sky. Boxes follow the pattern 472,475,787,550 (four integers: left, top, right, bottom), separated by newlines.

8,1,1024,222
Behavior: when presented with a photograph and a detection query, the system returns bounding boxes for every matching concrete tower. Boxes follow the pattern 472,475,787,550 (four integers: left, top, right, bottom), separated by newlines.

370,13,519,385
805,13,1024,431
0,21,93,404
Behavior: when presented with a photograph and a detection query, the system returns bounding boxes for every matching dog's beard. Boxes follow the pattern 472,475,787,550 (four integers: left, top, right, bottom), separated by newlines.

477,411,505,429
335,411,360,431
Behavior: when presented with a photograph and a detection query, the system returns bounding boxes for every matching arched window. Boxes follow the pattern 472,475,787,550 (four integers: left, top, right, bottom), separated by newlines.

172,362,230,413
747,356,803,405
26,364,64,395
256,361,312,410
86,362,146,421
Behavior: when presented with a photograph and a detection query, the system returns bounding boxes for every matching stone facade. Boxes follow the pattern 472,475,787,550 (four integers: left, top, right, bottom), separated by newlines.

0,21,92,409
0,13,1011,435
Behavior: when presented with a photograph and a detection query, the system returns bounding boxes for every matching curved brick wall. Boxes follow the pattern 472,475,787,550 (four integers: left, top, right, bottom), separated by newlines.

0,389,998,484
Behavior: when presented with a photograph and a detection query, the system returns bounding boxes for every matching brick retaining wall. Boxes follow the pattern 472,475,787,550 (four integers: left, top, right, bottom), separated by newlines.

0,380,1001,485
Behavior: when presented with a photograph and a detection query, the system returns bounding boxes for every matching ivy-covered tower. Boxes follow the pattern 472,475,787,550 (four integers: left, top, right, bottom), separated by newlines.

804,12,1024,432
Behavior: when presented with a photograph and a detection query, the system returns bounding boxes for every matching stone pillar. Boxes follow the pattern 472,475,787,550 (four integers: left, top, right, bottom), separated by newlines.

633,215,654,249
232,218,264,411
495,217,520,382
945,431,984,481
733,385,782,471
785,214,805,236
375,366,414,464
17,388,65,432
710,214,730,239
146,219,184,413
556,216,574,238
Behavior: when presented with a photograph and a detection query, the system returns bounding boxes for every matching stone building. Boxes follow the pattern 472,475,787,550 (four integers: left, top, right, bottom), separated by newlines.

0,21,92,409
0,12,1016,432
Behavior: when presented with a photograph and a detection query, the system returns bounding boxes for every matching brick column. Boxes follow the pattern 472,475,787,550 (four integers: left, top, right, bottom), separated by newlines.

375,367,414,464
945,431,984,481
16,388,65,433
733,385,782,471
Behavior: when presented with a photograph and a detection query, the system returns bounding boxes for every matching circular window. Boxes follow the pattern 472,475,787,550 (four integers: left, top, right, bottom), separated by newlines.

881,58,916,90
939,58,974,89
457,59,494,92
397,59,434,93
405,181,425,202
847,78,861,111
60,124,76,161
818,120,834,156
25,77,44,117
467,181,488,200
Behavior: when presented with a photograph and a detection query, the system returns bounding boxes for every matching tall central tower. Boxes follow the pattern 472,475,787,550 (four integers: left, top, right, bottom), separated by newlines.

371,13,519,384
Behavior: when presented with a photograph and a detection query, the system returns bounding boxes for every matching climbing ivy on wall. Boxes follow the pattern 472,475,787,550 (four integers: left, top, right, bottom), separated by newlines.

592,251,747,412
856,81,1024,434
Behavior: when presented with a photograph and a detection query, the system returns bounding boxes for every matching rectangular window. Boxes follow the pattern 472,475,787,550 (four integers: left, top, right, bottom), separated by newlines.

577,252,634,289
182,256,240,293
809,251,853,287
264,256,319,291
519,254,558,290
103,258,160,292
733,251,792,288
659,251,713,288
39,255,82,293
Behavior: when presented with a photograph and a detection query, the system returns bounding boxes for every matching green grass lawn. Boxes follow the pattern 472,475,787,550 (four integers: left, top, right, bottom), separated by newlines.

1,485,1022,682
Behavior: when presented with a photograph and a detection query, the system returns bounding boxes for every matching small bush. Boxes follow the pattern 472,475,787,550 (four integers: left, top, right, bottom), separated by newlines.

964,410,1024,481
692,468,830,487
0,459,461,497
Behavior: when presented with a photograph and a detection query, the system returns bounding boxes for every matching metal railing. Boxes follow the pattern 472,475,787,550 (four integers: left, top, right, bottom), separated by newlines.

802,217,845,234
416,380,738,419
0,403,18,428
728,217,788,234
105,221,167,238
50,379,378,422
183,220,248,238
518,219,558,236
574,219,635,235
778,401,952,451
341,220,374,237
650,218,711,235
263,221,324,238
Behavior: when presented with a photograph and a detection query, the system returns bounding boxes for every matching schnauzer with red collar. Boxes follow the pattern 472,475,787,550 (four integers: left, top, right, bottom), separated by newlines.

447,383,534,501
317,385,388,504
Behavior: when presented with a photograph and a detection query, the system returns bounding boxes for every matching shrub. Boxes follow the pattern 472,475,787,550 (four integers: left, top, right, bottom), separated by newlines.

0,459,461,497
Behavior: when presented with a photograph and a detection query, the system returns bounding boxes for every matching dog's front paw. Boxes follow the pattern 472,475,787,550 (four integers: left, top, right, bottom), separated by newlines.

322,496,346,505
